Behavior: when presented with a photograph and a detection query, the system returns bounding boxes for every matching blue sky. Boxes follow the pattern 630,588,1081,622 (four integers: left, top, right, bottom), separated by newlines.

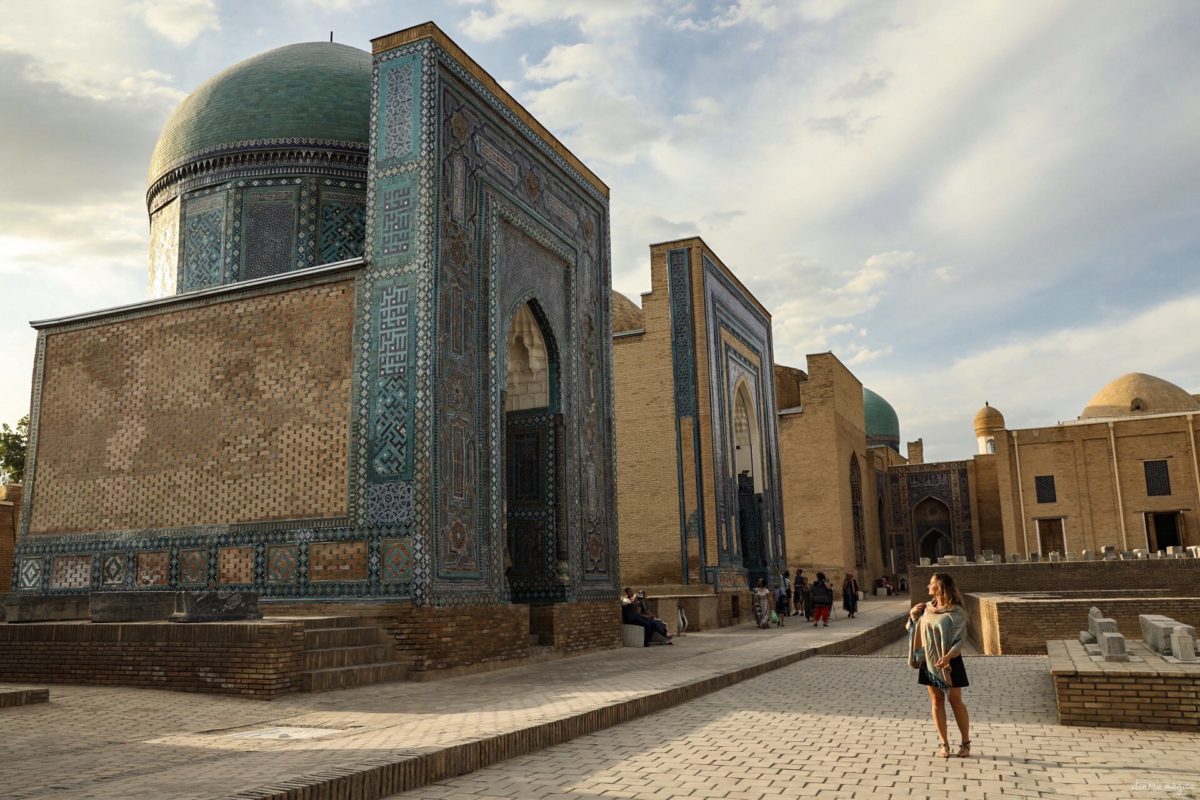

2,0,1199,461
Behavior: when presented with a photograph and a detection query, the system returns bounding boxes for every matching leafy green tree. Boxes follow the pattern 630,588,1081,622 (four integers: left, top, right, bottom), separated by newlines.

0,415,29,484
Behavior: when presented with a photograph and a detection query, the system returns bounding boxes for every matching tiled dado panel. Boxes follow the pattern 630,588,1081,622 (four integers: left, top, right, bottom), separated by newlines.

218,546,255,584
309,540,368,582
27,279,356,535
136,551,169,586
49,555,92,589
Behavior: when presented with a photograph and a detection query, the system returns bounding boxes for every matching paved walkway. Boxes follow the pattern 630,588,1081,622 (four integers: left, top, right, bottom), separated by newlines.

0,599,908,799
389,653,1199,800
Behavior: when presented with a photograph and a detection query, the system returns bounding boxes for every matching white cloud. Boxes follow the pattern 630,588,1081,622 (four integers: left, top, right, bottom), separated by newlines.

142,0,219,46
458,0,654,41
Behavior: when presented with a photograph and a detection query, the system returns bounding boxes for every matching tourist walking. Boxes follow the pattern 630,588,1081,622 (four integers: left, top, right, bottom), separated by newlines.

907,572,971,759
842,571,860,618
780,570,794,618
793,568,809,618
752,578,773,629
810,572,833,626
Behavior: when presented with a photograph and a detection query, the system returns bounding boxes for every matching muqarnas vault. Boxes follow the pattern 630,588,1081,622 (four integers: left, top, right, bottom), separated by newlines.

14,23,621,651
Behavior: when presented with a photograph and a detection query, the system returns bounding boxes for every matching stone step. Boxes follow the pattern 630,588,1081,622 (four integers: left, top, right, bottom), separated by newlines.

0,687,50,708
302,662,408,692
296,616,368,630
303,626,383,649
303,644,394,671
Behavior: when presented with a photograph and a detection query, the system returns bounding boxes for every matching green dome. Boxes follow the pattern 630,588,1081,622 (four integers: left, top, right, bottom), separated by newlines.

863,387,900,440
149,42,371,185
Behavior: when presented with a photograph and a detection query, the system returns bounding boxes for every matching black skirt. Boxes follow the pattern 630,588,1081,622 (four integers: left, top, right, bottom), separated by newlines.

918,655,969,688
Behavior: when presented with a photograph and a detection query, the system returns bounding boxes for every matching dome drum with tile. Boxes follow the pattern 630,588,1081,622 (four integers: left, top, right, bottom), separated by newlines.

146,43,375,299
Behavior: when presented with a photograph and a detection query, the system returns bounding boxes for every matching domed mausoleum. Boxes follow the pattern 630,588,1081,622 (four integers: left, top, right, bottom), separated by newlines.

147,42,372,297
1080,372,1200,419
864,387,900,451
973,402,1005,453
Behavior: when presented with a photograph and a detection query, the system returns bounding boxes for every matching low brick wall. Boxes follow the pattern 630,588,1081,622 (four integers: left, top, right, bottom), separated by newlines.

1049,639,1200,731
381,605,531,675
910,559,1200,604
967,592,1200,654
0,620,305,697
530,600,623,654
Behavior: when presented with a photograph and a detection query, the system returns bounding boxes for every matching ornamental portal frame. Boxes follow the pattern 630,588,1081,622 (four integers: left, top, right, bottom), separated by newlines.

14,24,619,617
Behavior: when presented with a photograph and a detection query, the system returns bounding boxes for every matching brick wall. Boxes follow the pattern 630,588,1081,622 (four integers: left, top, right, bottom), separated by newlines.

0,621,304,697
0,484,19,592
530,600,622,654
1049,640,1199,731
379,604,532,674
967,592,1200,654
28,279,355,535
909,560,1200,603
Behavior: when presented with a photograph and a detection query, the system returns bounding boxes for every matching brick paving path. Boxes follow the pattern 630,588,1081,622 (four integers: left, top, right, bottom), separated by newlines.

0,600,908,799
389,653,1199,800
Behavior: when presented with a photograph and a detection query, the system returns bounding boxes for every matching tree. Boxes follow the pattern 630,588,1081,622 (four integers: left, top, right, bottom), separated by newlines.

0,415,29,484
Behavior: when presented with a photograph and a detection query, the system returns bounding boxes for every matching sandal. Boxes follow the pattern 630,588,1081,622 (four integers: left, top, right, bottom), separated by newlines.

956,740,971,758
936,741,951,759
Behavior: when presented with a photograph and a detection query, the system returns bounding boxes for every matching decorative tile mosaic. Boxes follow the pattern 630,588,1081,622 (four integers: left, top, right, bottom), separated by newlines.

218,546,255,584
102,553,126,586
149,199,180,299
381,537,413,583
319,190,366,264
309,540,367,582
180,193,226,291
370,277,414,479
377,175,416,264
377,55,420,166
136,551,170,586
266,545,298,583
50,555,92,590
18,558,43,591
367,480,414,526
241,188,298,279
179,549,207,585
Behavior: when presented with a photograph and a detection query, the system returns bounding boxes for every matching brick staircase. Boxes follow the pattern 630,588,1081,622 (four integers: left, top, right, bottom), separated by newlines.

300,616,408,692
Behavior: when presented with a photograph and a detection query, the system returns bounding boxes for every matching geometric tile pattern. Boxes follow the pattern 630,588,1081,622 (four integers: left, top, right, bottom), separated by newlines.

379,57,418,164
319,193,366,264
309,540,367,582
266,545,298,583
377,178,415,262
50,555,92,590
179,549,207,585
218,547,254,584
370,279,413,479
102,553,126,586
180,194,225,292
136,551,170,586
381,537,413,583
18,558,43,591
367,480,414,526
241,190,297,280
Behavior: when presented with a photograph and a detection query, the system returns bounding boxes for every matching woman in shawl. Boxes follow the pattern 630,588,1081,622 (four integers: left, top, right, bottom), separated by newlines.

810,572,834,626
907,572,971,759
841,571,860,618
752,577,773,629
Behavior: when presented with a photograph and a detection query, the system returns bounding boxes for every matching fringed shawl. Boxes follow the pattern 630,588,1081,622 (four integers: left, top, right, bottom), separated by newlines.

907,603,967,687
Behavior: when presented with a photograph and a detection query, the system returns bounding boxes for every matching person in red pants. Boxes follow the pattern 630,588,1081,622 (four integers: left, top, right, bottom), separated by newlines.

810,572,834,626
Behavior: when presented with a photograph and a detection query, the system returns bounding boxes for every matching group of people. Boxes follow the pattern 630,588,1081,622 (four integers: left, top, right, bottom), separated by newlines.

620,587,673,646
752,568,864,628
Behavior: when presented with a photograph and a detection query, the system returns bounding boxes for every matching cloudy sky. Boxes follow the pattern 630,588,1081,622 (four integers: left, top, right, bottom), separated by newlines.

2,0,1199,461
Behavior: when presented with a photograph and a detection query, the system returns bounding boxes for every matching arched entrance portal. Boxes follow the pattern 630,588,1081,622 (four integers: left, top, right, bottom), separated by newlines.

503,301,563,603
733,381,769,587
913,496,953,563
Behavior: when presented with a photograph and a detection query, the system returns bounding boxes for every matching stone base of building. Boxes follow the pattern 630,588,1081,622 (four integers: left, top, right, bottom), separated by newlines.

1049,639,1200,731
964,591,1200,654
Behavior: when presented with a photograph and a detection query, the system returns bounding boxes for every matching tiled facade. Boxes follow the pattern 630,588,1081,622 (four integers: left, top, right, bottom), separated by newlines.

15,24,619,617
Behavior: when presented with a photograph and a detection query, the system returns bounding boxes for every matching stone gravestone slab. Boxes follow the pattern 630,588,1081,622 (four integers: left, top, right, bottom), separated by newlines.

1100,632,1129,662
1101,545,1117,560
1049,552,1061,563
3,593,90,622
1139,614,1191,654
1008,553,1024,564
172,591,262,623
919,557,931,567
1187,546,1200,559
1133,549,1148,559
982,549,994,560
1170,627,1197,662
1029,552,1040,563
90,591,178,623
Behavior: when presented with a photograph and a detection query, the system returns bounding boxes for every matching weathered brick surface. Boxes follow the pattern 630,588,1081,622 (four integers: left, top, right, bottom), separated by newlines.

966,591,1200,654
910,559,1200,603
529,600,622,653
28,280,355,535
381,604,531,673
0,620,305,697
1049,639,1200,731
0,484,19,593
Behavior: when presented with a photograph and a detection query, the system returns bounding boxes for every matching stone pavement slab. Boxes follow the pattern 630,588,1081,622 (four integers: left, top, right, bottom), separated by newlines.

391,654,1200,800
0,599,909,799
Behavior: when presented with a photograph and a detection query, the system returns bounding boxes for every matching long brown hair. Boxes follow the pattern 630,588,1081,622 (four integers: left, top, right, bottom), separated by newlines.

931,572,964,607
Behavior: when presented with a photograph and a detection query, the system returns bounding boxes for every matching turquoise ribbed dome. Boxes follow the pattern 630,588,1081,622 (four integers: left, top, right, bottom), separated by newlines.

863,388,900,440
149,42,371,185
